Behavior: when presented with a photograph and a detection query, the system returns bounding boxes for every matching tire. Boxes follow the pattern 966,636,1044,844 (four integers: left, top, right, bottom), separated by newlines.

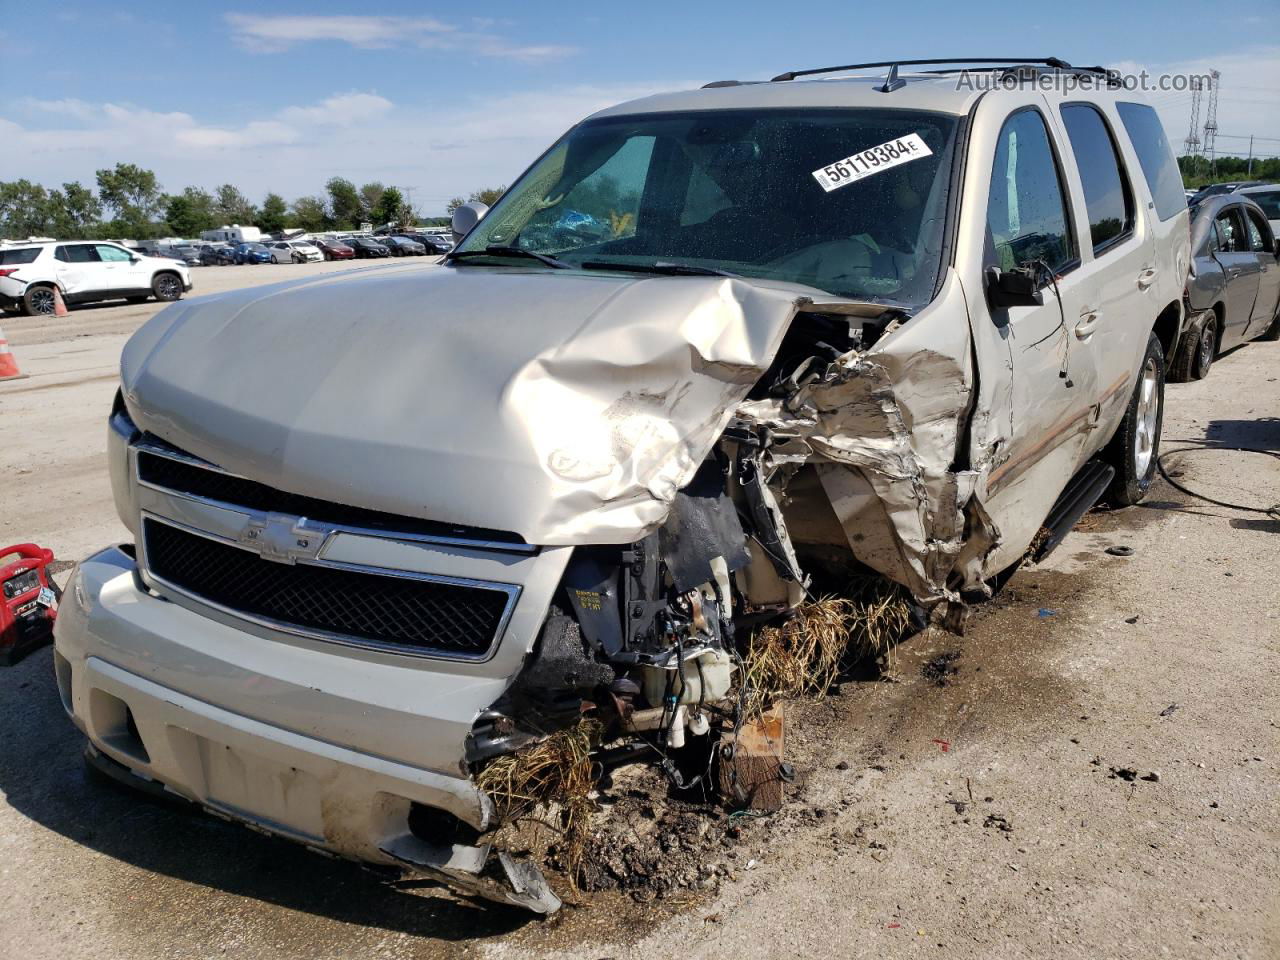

1103,332,1164,506
151,272,183,302
1170,310,1216,381
22,284,57,317
1258,306,1280,341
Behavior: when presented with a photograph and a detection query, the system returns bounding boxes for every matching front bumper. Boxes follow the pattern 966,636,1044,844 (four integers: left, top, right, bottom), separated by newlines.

56,535,565,855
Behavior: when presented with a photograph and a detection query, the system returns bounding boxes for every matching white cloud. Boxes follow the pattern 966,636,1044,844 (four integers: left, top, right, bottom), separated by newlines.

278,92,392,127
0,82,671,212
225,13,574,63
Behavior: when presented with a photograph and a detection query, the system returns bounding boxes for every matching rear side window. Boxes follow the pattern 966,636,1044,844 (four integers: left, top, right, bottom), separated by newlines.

986,108,1076,274
1115,103,1186,221
1247,191,1280,220
1215,209,1245,252
1243,208,1272,251
57,244,101,263
1060,104,1134,254
0,247,41,265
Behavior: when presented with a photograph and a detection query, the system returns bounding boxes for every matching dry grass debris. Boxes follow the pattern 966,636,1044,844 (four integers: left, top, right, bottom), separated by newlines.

742,581,913,718
474,716,602,887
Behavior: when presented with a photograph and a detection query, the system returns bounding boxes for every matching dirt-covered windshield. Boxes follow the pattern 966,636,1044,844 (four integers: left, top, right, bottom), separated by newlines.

456,107,960,306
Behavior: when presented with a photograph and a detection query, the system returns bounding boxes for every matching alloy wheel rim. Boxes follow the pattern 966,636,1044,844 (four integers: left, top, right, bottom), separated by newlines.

157,276,179,298
1133,357,1159,477
1199,323,1214,369
30,288,55,314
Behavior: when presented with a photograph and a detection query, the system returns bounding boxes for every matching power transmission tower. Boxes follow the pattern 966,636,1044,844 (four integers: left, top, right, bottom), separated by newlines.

1183,76,1202,169
1203,70,1221,176
1184,76,1204,178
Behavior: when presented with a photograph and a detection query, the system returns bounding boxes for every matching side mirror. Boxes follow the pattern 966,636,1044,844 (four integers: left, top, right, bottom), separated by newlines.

451,201,489,243
985,265,1044,320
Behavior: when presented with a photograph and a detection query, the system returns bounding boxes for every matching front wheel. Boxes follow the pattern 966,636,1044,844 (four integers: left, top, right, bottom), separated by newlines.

1104,332,1164,506
152,272,183,302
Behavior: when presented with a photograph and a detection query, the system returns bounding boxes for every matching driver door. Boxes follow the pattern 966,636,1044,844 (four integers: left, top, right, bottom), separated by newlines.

94,243,143,292
981,107,1099,506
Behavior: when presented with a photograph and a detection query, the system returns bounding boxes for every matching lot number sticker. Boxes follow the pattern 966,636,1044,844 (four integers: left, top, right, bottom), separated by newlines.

812,133,933,192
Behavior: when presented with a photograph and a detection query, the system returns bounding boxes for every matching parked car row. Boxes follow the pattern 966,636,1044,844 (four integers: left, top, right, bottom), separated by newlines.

185,233,452,266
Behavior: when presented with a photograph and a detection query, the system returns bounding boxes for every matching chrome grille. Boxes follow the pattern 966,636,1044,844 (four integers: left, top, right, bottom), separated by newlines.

143,519,512,657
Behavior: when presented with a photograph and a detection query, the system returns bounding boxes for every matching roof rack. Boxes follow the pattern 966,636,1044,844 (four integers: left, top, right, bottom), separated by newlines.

770,57,1114,83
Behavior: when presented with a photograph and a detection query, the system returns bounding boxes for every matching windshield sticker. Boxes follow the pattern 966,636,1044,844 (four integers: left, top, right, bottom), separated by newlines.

812,133,933,192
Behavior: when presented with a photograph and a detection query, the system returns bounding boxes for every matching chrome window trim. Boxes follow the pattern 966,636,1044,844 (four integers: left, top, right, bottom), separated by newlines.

138,512,521,663
132,437,537,555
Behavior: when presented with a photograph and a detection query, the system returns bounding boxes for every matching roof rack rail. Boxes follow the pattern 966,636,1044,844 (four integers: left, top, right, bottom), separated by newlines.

771,57,1080,82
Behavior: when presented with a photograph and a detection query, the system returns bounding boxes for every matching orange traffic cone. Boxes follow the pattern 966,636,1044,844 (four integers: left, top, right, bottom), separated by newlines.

52,286,69,318
0,325,26,381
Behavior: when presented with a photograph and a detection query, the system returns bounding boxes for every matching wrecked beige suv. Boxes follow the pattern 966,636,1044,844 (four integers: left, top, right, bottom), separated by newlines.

55,59,1189,912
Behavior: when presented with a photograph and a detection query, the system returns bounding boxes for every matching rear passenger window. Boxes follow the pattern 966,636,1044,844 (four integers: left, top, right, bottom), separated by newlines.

1243,208,1271,251
1215,210,1244,252
986,109,1076,274
1060,104,1134,254
59,244,100,263
1115,102,1186,222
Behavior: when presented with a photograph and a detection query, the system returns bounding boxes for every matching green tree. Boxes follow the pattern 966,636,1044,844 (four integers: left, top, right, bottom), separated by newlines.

447,187,505,216
163,187,215,237
372,186,405,227
213,184,256,225
95,163,163,237
359,181,386,222
0,180,54,238
290,195,328,232
258,192,289,234
59,181,102,237
326,177,362,229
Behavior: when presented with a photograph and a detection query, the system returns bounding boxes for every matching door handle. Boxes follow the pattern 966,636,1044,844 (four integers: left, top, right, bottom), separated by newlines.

1075,310,1100,339
1137,267,1158,290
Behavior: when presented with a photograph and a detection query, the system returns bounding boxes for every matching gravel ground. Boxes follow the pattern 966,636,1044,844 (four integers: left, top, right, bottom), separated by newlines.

0,284,1276,960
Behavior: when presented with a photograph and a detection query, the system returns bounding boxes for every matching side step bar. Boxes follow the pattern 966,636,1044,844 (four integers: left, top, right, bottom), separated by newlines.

1032,460,1115,561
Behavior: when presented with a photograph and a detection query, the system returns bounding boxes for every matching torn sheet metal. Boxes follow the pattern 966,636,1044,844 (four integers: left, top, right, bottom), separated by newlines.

735,271,1000,602
120,264,810,545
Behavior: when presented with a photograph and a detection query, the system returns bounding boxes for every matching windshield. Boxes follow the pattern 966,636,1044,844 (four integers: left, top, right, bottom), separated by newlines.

456,107,960,306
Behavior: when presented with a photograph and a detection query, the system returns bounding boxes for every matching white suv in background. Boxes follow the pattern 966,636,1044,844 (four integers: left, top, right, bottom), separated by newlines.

268,240,323,264
0,241,191,316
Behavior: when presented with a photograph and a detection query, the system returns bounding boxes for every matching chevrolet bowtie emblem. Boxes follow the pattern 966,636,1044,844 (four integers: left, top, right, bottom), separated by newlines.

240,515,330,564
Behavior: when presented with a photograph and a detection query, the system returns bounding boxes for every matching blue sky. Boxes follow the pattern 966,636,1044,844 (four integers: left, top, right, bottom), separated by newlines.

2,1,1276,215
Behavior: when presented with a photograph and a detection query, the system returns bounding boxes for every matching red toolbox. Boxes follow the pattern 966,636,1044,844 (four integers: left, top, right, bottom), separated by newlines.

1,544,60,666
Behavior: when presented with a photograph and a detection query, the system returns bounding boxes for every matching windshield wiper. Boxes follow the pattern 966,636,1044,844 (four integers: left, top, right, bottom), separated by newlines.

447,245,571,269
580,260,738,278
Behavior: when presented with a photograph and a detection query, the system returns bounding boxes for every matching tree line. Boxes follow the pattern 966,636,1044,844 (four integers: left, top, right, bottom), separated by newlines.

0,163,504,241
1179,154,1280,189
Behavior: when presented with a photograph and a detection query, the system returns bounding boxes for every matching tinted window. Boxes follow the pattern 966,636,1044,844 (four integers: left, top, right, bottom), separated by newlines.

1246,190,1280,219
1206,221,1222,254
1243,208,1271,251
1060,104,1134,253
0,247,41,265
986,109,1075,273
59,244,100,263
1116,102,1186,222
1215,210,1244,252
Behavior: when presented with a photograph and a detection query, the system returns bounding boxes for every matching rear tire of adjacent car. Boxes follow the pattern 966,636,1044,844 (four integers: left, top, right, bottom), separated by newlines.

1104,332,1165,507
152,272,183,302
1170,310,1216,381
1259,307,1280,341
22,284,57,317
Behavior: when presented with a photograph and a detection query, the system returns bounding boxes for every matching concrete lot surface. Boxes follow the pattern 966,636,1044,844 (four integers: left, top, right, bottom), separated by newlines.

0,271,1276,959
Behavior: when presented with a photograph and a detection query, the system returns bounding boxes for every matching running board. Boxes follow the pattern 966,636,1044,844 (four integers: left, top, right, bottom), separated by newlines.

1033,460,1115,561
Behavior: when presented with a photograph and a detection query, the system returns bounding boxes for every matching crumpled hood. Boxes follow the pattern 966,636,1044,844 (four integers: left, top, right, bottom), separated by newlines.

121,262,809,544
